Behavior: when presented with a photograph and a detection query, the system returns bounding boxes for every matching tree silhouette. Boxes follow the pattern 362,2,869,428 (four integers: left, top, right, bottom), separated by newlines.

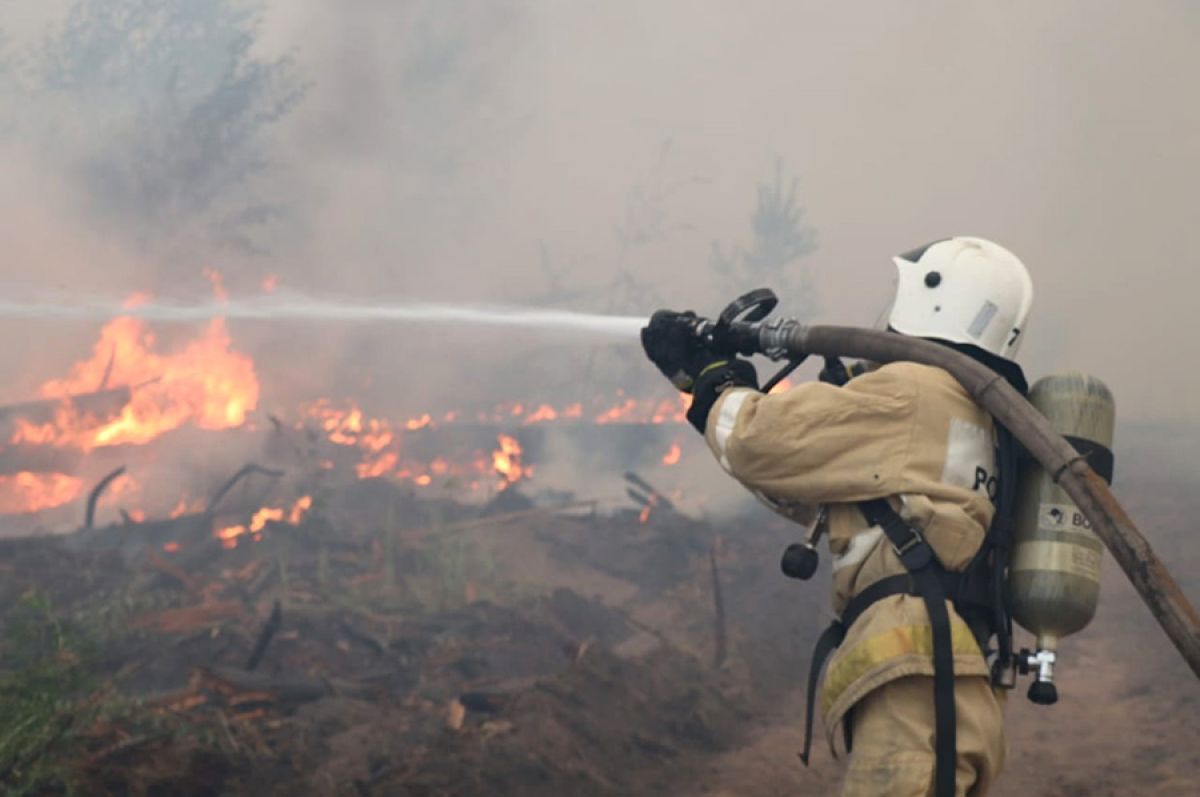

710,158,818,318
40,0,306,256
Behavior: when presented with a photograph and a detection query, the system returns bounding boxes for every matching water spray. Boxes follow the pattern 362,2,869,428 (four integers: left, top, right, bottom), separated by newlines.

0,292,648,340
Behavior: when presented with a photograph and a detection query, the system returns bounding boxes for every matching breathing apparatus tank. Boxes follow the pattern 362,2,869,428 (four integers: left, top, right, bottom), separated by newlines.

1010,372,1116,704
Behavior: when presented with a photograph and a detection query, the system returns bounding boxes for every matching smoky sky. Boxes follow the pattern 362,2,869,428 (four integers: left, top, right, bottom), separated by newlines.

1,1,1198,428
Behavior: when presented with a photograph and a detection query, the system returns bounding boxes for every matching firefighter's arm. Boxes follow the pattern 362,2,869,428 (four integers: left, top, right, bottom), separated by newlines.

702,366,919,506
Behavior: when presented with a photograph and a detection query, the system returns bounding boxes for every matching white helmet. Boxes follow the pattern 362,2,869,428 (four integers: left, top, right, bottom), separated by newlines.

888,236,1033,360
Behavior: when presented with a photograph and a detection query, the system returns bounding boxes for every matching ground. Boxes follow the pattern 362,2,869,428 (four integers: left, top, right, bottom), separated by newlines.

0,444,1197,796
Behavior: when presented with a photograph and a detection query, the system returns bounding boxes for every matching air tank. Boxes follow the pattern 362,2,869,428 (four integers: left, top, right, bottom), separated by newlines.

1010,372,1115,705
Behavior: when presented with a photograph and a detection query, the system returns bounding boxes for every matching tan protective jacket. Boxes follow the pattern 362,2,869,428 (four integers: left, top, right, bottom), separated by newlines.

705,361,997,749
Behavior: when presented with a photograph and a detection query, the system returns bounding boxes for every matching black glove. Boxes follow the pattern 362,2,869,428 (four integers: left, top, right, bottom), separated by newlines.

686,358,758,433
641,310,715,392
642,309,758,432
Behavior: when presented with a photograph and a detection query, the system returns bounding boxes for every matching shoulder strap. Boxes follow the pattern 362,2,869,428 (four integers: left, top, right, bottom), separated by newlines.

856,499,957,797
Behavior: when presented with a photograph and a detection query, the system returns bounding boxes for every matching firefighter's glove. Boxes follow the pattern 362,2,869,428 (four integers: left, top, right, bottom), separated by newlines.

685,358,758,433
641,310,718,393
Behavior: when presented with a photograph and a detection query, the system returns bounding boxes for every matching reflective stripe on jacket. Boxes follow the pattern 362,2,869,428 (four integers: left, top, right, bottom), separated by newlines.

704,361,997,748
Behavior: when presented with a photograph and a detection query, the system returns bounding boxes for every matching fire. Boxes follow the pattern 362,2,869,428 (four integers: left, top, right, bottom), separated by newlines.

288,495,313,523
0,272,710,521
0,472,83,515
404,414,432,431
595,398,638,424
492,434,529,489
24,315,258,450
169,497,203,518
661,442,681,466
202,268,230,302
216,495,313,549
356,451,398,479
310,400,394,452
523,404,559,424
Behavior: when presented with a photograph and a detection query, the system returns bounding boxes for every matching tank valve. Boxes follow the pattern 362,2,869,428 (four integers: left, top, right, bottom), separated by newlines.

1017,649,1059,705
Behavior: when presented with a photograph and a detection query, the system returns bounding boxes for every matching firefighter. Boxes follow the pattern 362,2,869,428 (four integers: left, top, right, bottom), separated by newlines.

641,236,1034,796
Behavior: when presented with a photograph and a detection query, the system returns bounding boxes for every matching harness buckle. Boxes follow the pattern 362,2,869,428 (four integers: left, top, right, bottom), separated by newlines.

889,526,934,571
991,656,1018,689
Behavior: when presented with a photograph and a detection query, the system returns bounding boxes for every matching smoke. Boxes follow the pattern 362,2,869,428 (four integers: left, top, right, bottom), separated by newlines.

1,0,1198,434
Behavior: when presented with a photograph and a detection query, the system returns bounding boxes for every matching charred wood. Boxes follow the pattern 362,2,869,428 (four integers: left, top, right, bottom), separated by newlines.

245,600,283,672
207,463,285,514
0,387,130,433
85,466,127,530
198,665,377,703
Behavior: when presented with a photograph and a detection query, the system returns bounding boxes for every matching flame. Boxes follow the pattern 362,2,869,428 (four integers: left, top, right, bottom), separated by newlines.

169,496,203,518
216,495,312,549
288,495,313,523
404,414,432,431
310,400,394,452
24,315,258,450
595,398,638,424
492,434,529,489
202,267,229,302
661,442,681,466
356,451,398,479
3,285,708,520
261,274,280,293
0,472,83,514
523,404,559,424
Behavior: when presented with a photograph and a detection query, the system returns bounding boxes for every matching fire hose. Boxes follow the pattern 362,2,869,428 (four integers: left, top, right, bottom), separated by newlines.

682,291,1200,680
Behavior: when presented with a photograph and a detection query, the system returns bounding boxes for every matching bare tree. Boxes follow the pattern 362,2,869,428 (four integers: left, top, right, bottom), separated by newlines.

39,0,306,256
710,158,818,318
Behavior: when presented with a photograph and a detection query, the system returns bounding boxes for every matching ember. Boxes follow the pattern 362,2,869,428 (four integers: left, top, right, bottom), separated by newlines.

662,442,682,466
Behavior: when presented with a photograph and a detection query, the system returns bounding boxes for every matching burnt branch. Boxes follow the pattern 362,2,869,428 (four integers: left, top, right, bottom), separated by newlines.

245,600,283,672
207,463,285,514
85,466,127,530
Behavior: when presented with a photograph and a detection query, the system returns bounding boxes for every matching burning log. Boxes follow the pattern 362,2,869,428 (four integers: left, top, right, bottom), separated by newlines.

624,471,678,524
0,387,131,438
624,472,675,512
